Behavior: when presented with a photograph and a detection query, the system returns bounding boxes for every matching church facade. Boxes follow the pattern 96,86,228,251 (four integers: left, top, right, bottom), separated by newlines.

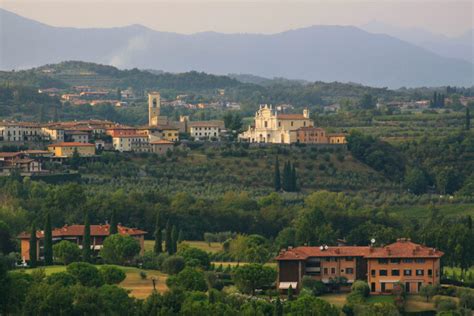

238,105,313,144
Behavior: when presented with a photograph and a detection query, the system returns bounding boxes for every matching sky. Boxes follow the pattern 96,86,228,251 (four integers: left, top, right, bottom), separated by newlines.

0,0,472,37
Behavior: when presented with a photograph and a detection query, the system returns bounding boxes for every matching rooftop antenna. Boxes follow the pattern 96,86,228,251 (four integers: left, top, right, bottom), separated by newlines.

324,245,329,250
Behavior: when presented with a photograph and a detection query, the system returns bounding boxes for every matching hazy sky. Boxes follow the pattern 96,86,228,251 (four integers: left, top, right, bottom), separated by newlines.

1,0,472,36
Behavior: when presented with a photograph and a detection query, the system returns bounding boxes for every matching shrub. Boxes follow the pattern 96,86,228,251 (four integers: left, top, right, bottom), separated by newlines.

141,251,166,270
435,297,458,312
166,267,207,292
100,234,140,265
161,255,185,275
139,271,147,280
66,262,104,287
177,246,211,270
302,276,327,296
53,240,81,265
46,271,77,286
100,265,126,284
351,280,370,297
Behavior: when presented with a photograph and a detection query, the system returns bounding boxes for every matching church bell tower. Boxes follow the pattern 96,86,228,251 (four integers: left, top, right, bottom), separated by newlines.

148,92,160,126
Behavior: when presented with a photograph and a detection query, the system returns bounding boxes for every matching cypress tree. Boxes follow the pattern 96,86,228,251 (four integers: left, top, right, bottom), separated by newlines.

44,213,53,265
29,222,37,268
274,297,283,316
274,157,281,192
282,161,290,191
165,221,172,255
154,211,162,254
171,225,178,254
288,285,294,301
466,107,471,130
110,209,118,235
83,210,91,262
291,164,297,192
177,229,184,244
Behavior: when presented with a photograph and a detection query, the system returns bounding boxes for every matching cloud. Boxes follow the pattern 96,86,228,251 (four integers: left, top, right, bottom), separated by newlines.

109,34,149,67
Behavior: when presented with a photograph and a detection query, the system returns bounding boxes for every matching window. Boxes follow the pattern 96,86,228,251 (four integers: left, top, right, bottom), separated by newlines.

404,269,412,276
402,259,413,263
324,268,328,275
391,269,400,276
428,269,433,276
331,268,336,274
345,257,354,261
371,270,376,277
378,259,388,264
379,270,388,276
264,121,268,128
390,259,401,264
415,259,426,263
291,121,294,126
346,268,354,274
416,269,424,276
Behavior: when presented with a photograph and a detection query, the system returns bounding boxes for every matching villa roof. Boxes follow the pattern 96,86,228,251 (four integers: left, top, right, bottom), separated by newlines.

276,246,371,260
365,239,444,258
18,224,147,239
48,142,95,147
0,152,22,158
275,239,443,261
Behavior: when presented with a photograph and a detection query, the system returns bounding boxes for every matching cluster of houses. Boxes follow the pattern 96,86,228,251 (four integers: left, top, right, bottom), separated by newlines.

276,238,443,294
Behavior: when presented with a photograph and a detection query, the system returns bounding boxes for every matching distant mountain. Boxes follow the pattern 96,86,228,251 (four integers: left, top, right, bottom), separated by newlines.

361,21,473,63
1,8,473,88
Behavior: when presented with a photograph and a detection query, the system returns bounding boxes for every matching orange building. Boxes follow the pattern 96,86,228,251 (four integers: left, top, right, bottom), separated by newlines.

296,127,347,144
366,238,443,294
275,239,443,294
18,224,147,262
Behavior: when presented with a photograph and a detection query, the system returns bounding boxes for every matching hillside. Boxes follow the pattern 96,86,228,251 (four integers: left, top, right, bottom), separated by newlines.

1,8,473,88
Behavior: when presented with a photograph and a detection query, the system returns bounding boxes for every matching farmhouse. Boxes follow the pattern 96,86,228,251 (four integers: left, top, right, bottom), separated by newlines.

275,238,443,294
19,224,147,262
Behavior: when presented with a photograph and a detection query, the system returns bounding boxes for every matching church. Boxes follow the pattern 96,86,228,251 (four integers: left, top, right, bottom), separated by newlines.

238,104,313,144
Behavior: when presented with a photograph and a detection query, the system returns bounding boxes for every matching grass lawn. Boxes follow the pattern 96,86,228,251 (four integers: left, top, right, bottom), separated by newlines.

366,295,395,304
211,261,277,269
319,293,348,308
24,264,168,299
144,240,223,253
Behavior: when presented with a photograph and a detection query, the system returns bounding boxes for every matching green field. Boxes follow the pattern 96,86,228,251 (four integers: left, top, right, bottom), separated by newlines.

366,295,395,304
144,240,224,253
24,265,168,299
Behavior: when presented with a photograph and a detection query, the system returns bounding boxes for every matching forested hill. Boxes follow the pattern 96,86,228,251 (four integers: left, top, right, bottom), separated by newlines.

0,61,400,102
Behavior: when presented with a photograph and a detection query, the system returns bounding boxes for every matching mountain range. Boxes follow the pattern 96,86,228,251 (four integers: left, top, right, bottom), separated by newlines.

0,8,473,88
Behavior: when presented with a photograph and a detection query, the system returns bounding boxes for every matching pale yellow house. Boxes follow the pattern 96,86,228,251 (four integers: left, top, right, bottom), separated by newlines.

47,142,95,157
239,105,313,144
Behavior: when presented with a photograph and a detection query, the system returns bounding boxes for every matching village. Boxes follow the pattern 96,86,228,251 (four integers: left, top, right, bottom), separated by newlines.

0,91,348,177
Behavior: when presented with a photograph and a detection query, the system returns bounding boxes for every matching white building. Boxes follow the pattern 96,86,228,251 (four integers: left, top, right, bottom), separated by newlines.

0,122,42,142
112,135,149,152
189,121,224,140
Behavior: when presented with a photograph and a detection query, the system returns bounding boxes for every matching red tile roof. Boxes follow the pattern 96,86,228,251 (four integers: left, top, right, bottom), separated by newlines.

275,239,444,261
276,246,371,260
365,239,444,258
18,224,146,239
0,152,22,158
48,142,95,147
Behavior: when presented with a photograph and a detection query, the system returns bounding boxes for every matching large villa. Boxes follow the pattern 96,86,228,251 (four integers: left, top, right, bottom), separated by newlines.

275,238,443,294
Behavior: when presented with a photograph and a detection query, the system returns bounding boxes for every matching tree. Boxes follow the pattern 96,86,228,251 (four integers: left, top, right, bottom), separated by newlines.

166,267,207,291
29,222,37,267
419,284,436,302
359,93,376,109
100,265,126,284
171,225,178,254
274,157,281,192
351,280,370,297
53,241,81,264
177,246,211,270
101,234,140,265
177,229,184,244
154,212,163,254
404,167,429,195
466,107,471,130
109,209,118,235
0,221,15,255
70,148,81,170
165,221,172,255
288,285,294,301
66,262,104,287
233,263,276,295
291,164,297,192
44,213,53,265
161,255,185,275
82,210,91,262
274,297,283,316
